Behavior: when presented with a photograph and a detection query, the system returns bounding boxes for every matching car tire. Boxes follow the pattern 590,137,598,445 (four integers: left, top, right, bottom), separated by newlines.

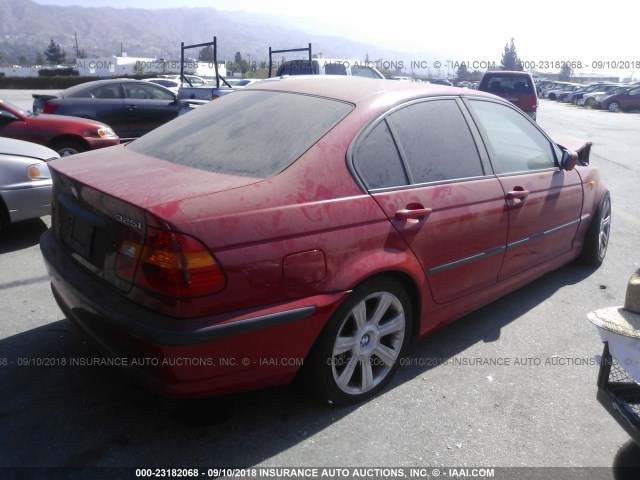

51,140,87,157
304,277,412,405
607,101,622,113
584,98,596,109
579,192,611,267
548,93,556,100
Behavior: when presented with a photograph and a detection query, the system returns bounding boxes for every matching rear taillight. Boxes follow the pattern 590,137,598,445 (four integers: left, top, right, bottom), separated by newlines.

116,228,225,298
43,102,59,114
531,96,538,108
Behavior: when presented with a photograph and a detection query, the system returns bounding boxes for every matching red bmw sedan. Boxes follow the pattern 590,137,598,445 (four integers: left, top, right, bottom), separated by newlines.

40,77,610,405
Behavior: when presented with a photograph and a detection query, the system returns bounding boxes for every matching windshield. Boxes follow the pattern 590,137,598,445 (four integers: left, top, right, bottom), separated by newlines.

128,90,353,178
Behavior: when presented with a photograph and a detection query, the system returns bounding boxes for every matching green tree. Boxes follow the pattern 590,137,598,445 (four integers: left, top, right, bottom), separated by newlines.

455,62,470,82
234,51,249,74
198,45,215,62
134,61,145,76
500,38,522,71
44,39,66,65
558,64,573,81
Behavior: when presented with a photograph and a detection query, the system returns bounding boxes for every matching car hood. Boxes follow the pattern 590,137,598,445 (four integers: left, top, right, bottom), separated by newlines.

0,137,59,160
28,113,110,129
48,144,262,209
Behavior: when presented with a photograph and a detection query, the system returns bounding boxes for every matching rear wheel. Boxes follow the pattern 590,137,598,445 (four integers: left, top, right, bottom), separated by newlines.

607,101,622,113
305,277,412,405
51,140,87,157
580,192,611,267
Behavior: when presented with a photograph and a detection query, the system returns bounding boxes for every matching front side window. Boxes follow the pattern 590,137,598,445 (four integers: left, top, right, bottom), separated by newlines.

91,85,123,99
469,100,555,174
124,83,174,100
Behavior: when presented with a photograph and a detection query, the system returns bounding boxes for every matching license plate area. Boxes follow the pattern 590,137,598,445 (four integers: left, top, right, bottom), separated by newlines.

58,194,106,264
69,214,94,258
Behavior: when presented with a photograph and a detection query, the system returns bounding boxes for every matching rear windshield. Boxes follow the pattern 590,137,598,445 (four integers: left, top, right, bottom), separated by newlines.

128,90,353,178
480,74,533,94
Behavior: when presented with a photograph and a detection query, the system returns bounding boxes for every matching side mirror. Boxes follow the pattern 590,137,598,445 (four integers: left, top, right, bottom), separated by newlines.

560,149,578,171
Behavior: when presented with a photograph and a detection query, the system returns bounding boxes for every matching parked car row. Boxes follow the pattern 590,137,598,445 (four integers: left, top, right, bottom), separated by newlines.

537,80,640,113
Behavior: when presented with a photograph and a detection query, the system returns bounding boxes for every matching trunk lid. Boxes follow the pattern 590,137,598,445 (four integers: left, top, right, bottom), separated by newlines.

49,145,261,291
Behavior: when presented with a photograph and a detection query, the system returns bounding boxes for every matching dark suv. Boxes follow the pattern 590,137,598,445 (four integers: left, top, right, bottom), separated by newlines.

478,71,538,121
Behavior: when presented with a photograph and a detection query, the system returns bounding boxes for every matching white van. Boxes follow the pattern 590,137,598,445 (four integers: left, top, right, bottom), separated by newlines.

275,58,385,79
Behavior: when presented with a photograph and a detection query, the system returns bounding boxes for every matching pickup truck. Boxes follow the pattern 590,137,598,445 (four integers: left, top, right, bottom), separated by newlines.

177,38,236,101
268,43,385,79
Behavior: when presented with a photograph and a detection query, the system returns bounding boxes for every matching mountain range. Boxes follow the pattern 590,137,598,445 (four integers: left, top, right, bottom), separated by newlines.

0,0,436,70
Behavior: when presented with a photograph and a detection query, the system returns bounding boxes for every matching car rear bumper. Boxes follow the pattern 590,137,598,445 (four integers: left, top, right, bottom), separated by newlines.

40,229,348,397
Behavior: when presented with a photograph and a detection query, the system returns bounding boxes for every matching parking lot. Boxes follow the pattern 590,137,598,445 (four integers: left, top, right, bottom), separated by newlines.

1,92,640,477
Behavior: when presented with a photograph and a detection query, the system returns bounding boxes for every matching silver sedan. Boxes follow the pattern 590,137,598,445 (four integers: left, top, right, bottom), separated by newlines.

0,137,57,232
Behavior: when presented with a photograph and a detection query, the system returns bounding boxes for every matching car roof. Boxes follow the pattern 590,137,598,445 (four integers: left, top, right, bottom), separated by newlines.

482,71,533,77
251,76,499,104
61,78,143,95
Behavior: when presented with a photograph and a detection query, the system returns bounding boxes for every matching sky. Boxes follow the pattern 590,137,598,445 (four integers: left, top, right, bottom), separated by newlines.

33,0,639,79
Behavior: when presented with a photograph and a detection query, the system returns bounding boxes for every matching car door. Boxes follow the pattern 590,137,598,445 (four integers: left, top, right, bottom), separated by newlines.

621,87,640,110
352,98,508,304
465,99,583,280
85,83,127,133
122,82,179,137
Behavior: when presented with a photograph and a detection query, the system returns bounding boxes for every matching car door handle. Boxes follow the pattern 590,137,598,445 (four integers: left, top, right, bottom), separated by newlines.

506,187,529,206
126,105,138,110
506,188,529,200
395,206,433,220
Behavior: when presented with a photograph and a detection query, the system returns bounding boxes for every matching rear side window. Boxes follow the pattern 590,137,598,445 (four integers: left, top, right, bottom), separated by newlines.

387,100,484,184
353,120,409,189
128,90,353,178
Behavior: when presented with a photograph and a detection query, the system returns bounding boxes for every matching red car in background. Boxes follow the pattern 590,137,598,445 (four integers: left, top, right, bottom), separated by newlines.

40,77,610,405
0,100,119,156
478,71,538,120
601,85,640,112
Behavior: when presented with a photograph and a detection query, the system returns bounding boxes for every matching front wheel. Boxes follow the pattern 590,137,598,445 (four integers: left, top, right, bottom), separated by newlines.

607,101,622,113
305,278,412,405
51,140,87,157
579,192,611,267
